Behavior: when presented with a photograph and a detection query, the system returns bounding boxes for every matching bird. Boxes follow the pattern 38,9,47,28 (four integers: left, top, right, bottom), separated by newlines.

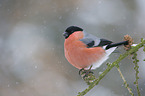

63,26,129,71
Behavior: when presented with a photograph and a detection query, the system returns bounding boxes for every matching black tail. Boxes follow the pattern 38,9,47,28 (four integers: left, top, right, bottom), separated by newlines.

105,41,128,50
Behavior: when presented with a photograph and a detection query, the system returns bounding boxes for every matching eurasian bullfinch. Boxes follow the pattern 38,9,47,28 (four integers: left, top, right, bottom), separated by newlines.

63,26,129,70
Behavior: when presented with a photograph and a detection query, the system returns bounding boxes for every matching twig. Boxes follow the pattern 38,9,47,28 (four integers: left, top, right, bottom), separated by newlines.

116,65,134,96
132,53,141,96
143,40,145,61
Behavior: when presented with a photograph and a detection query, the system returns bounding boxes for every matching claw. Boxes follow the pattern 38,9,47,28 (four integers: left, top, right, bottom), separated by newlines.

79,68,94,79
79,68,84,75
82,71,94,79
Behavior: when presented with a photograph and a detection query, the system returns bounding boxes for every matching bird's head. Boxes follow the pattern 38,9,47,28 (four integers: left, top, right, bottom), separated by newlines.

63,26,83,39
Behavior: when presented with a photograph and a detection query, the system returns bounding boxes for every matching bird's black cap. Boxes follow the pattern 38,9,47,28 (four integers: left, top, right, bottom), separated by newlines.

65,26,83,33
63,26,83,39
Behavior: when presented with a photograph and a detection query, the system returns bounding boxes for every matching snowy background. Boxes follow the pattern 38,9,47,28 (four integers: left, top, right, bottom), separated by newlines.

0,0,145,96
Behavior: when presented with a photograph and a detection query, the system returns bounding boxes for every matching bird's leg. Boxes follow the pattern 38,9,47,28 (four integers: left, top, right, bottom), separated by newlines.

88,65,93,71
85,65,93,76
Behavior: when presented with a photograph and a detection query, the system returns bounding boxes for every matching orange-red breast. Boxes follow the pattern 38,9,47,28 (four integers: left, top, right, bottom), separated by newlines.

63,26,128,70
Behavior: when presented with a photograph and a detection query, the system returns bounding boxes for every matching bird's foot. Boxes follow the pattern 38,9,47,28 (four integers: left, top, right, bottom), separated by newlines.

79,68,94,79
79,68,95,85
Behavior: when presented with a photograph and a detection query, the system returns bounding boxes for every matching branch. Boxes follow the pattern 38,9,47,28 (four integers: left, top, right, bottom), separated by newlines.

116,65,134,96
132,52,141,96
77,39,145,96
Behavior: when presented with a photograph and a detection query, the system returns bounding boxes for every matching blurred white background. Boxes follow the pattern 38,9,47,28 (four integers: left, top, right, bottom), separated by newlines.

0,0,145,96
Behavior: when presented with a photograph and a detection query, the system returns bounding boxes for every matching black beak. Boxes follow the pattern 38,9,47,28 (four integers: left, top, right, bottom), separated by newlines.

63,32,69,39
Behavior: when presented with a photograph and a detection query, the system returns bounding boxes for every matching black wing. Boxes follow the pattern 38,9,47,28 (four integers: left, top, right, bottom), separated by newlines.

97,39,113,46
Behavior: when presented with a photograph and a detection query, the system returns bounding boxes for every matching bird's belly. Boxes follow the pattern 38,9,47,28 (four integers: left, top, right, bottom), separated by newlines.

65,47,105,69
